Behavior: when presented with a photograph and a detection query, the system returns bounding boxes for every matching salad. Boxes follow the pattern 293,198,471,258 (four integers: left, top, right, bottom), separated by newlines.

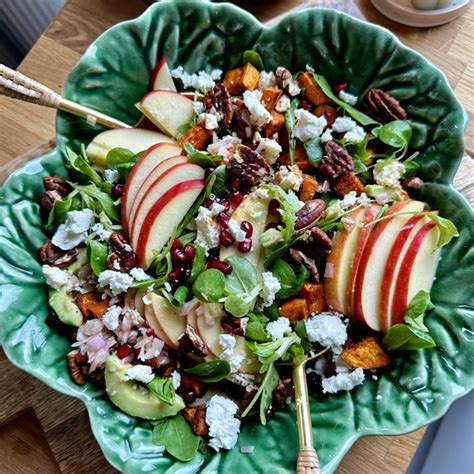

38,51,459,461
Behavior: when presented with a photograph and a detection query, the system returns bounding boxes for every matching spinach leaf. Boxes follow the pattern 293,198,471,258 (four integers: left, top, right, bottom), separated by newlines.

285,98,300,165
66,148,102,185
353,158,368,175
373,120,412,150
76,184,120,222
188,244,206,284
246,312,271,342
147,376,176,405
304,136,323,168
425,212,459,248
209,165,228,197
106,147,140,181
271,259,295,297
152,415,200,462
224,256,259,295
242,50,264,71
283,343,305,363
184,359,231,383
402,160,421,178
184,142,222,168
263,302,280,321
47,191,79,227
193,269,226,303
88,240,108,276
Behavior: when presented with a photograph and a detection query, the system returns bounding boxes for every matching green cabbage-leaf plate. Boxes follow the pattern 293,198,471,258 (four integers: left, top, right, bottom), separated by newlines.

0,1,473,472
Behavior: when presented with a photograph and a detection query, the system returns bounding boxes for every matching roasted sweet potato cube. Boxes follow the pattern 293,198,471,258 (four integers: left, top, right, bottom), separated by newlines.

183,406,209,436
333,172,365,197
297,72,332,107
314,104,338,128
178,123,212,151
279,298,309,325
299,282,327,314
261,87,283,111
341,336,391,369
74,291,108,319
224,67,244,95
177,374,206,397
299,174,318,202
279,145,312,171
263,110,285,137
240,63,261,91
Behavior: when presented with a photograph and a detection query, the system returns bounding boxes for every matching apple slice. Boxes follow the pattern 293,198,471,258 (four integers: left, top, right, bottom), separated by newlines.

130,162,204,248
220,191,271,274
124,289,137,310
85,128,174,167
150,57,177,92
324,206,367,315
144,302,173,347
150,293,186,349
134,115,160,131
352,200,425,331
136,180,204,268
138,91,194,138
134,288,146,316
390,221,440,326
122,143,182,234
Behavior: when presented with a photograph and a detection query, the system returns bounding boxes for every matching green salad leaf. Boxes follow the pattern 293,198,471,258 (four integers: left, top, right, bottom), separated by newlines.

242,50,264,71
425,212,460,248
193,269,226,303
372,120,412,150
246,312,271,342
304,136,324,168
184,142,222,168
148,376,176,405
66,147,102,186
87,240,108,276
169,286,189,308
106,147,141,181
285,98,300,165
188,245,206,284
184,360,231,383
271,259,309,299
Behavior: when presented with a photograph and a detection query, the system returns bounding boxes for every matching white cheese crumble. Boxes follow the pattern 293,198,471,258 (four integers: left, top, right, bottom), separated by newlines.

208,135,241,161
275,94,291,113
199,112,219,130
258,71,277,90
243,90,272,128
321,129,333,143
227,218,246,243
195,206,220,254
219,334,244,372
331,116,366,144
52,209,94,250
258,271,281,309
130,267,151,281
274,165,304,192
123,364,154,384
104,169,119,183
338,191,370,211
305,312,347,352
256,137,282,165
170,66,222,90
170,370,181,390
373,160,405,188
321,368,365,394
193,100,205,114
42,265,77,292
266,317,291,341
210,202,226,214
102,305,122,331
338,90,358,106
98,270,133,296
293,110,327,143
206,395,241,451
91,223,112,242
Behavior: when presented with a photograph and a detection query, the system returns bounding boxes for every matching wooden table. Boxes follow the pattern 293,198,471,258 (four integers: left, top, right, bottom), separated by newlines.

0,1,472,473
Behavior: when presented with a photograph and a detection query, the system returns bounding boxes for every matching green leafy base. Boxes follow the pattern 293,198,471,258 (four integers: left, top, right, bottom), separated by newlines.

1,2,473,473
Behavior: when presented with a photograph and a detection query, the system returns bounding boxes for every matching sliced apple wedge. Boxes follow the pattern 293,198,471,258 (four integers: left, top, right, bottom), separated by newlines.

144,301,173,347
138,91,194,138
150,57,177,92
122,143,182,234
134,288,146,316
136,180,204,268
352,200,425,331
124,288,136,310
390,221,440,326
85,128,174,167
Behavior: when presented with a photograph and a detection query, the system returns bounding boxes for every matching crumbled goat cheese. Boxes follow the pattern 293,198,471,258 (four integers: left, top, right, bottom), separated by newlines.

321,129,333,143
373,160,405,188
275,94,291,113
293,110,327,142
123,243,132,253
210,202,226,214
42,265,77,292
256,137,282,165
104,169,119,183
91,223,112,242
102,305,122,331
344,127,366,144
321,368,365,394
275,165,304,191
199,112,219,130
195,206,220,254
206,395,241,451
259,271,281,308
338,191,370,211
130,267,151,281
112,259,121,271
170,370,181,390
305,312,347,352
258,71,277,90
227,218,246,242
338,90,358,105
98,270,133,295
123,364,154,384
331,116,366,143
243,90,272,128
52,209,94,250
208,135,241,161
266,317,291,341
219,334,244,372
193,100,205,114
170,66,222,90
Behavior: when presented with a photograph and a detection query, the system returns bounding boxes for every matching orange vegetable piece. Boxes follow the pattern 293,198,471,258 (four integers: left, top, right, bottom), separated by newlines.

74,291,109,319
299,174,318,202
178,123,212,151
263,110,286,137
341,336,391,369
279,298,309,325
333,172,365,197
261,87,283,111
299,282,327,314
297,72,332,107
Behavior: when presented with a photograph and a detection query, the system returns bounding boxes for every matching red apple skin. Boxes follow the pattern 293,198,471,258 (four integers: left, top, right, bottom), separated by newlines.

149,57,176,92
345,204,381,317
136,179,204,267
390,221,437,325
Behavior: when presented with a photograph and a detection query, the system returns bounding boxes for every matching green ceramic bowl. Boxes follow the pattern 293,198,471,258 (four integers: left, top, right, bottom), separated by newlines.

1,1,473,472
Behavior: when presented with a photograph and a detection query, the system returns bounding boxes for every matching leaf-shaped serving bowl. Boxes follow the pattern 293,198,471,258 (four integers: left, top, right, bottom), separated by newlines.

1,2,473,472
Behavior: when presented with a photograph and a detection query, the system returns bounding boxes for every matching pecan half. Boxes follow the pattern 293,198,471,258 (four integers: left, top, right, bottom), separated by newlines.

229,145,271,185
38,240,78,267
297,227,332,258
275,67,301,96
67,350,88,385
183,406,209,436
106,247,127,273
289,249,320,283
319,141,353,178
110,232,137,270
41,190,65,210
221,316,248,336
273,377,294,410
178,325,208,358
364,88,407,124
44,176,72,195
295,199,325,232
204,83,234,126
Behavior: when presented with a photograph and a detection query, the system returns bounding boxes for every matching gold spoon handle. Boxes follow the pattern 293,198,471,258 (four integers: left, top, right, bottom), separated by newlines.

0,64,131,129
293,359,322,474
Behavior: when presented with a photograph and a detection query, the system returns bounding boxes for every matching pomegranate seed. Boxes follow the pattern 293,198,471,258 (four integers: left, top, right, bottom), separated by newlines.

168,279,180,292
171,249,186,264
183,390,197,404
203,194,216,207
219,230,235,247
269,199,280,215
300,100,311,111
146,328,155,337
123,255,137,269
183,245,196,261
231,178,241,190
238,238,252,253
220,199,230,212
334,82,348,94
171,238,182,250
208,258,233,275
230,191,243,207
240,220,253,238
117,345,132,359
168,267,183,280
112,184,124,199
217,212,230,228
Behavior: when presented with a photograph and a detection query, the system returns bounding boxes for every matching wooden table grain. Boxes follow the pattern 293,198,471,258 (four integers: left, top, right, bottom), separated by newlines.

0,1,472,473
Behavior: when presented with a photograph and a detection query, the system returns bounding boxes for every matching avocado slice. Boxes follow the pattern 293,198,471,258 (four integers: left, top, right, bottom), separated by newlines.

48,289,83,327
66,248,88,275
105,355,185,420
